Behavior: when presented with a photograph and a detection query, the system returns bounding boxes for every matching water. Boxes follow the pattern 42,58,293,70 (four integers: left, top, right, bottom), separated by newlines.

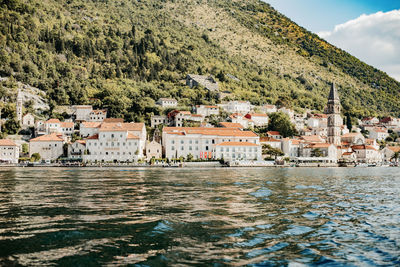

0,167,399,266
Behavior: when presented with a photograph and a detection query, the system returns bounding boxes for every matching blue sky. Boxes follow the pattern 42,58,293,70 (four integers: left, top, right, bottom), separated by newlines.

263,0,400,33
263,0,400,81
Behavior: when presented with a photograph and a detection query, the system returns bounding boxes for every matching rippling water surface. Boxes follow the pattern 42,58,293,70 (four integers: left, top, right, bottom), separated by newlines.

0,167,399,266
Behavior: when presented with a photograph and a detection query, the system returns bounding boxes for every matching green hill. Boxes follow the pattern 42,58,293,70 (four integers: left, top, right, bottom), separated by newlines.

1,0,400,121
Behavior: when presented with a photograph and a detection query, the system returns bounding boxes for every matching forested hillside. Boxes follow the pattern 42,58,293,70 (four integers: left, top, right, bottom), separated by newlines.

1,0,400,121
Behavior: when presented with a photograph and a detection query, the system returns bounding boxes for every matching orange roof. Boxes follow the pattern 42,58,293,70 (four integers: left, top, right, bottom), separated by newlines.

86,134,99,140
60,122,74,128
163,127,258,137
216,141,259,147
81,122,102,128
0,139,17,146
260,137,281,142
341,133,361,138
352,145,376,151
76,140,86,145
219,122,243,129
342,152,354,156
127,133,140,139
190,114,203,117
179,111,191,115
313,114,328,118
30,133,64,142
372,128,387,133
75,105,92,109
267,131,281,136
305,143,331,148
104,118,124,123
388,146,400,152
99,122,145,132
247,113,268,117
45,119,61,124
300,135,324,143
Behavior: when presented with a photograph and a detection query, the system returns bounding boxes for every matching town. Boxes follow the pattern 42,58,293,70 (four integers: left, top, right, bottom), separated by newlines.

1,75,400,167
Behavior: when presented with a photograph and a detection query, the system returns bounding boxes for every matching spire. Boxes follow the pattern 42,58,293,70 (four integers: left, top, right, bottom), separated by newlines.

328,82,339,101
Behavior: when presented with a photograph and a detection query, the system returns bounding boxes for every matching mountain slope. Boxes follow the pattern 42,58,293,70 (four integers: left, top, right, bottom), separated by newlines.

1,0,399,121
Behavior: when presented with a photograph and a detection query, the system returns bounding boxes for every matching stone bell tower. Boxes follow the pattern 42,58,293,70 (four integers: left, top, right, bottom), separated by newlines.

16,89,23,123
326,83,342,146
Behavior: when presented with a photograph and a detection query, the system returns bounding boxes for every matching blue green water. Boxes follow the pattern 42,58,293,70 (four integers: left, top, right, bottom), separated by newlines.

0,167,399,266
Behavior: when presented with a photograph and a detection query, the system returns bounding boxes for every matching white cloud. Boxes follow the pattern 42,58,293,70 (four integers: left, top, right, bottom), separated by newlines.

318,10,400,81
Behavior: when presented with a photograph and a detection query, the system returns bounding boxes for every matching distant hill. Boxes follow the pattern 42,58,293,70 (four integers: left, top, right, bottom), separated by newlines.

1,0,400,121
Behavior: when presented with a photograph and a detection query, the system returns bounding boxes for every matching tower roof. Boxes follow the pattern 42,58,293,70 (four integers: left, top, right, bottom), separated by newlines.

328,82,339,101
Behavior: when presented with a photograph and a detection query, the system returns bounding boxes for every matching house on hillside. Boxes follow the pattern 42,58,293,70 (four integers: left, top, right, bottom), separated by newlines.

156,98,178,108
0,139,19,164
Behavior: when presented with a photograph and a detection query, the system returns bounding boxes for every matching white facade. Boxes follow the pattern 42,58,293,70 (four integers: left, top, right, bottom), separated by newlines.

146,140,162,160
83,132,141,162
60,122,74,136
79,122,101,138
245,113,269,126
156,98,178,108
45,119,61,134
74,105,93,121
223,101,252,114
163,127,259,160
215,142,262,161
29,133,64,161
369,128,389,141
282,138,300,158
68,140,86,159
22,113,35,127
352,145,382,163
88,110,107,122
195,105,220,117
151,115,168,128
0,139,19,164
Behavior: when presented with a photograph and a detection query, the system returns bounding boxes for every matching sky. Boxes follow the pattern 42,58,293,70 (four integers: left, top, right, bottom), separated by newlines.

263,0,400,81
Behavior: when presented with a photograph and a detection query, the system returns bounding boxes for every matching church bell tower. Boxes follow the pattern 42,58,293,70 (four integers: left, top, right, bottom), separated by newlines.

16,89,23,123
326,83,342,146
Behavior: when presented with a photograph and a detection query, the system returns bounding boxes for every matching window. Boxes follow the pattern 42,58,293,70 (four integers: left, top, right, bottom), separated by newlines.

212,139,215,144
111,134,114,138
206,146,209,151
189,146,192,151
181,140,184,144
171,146,175,150
181,146,184,151
172,140,175,144
195,140,198,144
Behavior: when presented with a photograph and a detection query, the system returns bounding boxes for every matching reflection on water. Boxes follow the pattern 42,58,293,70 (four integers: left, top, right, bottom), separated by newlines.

0,167,399,265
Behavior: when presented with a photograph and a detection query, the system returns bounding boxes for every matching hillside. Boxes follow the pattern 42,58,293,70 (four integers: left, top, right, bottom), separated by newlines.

1,0,400,121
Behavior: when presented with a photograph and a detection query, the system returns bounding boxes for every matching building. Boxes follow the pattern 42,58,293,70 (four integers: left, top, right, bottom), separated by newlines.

156,98,178,108
229,113,254,129
88,110,107,122
341,132,365,145
60,122,74,136
361,117,379,126
82,122,146,162
186,74,219,92
219,122,244,129
260,137,281,149
16,89,23,123
266,131,282,140
244,113,269,126
300,143,338,163
151,115,168,128
326,83,342,146
67,140,86,160
221,101,252,114
195,105,219,117
260,104,277,114
80,122,101,138
145,140,162,160
22,113,35,127
168,110,204,127
351,144,382,163
0,139,19,164
45,119,61,134
162,127,259,160
369,127,389,141
73,105,93,121
282,138,300,158
29,133,64,161
381,146,400,163
278,107,295,121
215,142,262,161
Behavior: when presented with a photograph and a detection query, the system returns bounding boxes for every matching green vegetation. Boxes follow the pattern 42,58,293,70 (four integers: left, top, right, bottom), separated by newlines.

268,112,297,137
30,152,41,162
1,0,400,123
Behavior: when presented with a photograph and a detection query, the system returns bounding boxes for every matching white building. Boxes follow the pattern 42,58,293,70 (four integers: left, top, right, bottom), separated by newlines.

88,110,107,122
267,131,282,140
60,122,74,136
45,119,61,134
79,122,101,138
230,113,254,129
68,140,86,160
82,122,147,162
162,127,259,160
29,133,64,161
361,117,379,125
260,137,282,149
0,139,19,164
221,101,252,114
186,74,219,92
195,105,220,117
278,107,295,121
22,113,35,127
300,143,338,163
260,104,277,114
151,115,168,128
156,98,178,108
74,105,93,121
369,128,389,141
244,113,269,127
352,144,382,163
146,140,162,160
215,142,262,161
282,138,300,158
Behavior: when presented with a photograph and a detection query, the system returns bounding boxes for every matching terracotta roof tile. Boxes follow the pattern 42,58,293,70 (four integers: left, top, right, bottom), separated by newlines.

30,133,64,142
0,139,17,146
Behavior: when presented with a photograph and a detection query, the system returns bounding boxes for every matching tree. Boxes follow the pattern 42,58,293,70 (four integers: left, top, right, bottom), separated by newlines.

31,153,41,162
186,153,193,162
3,119,20,134
391,151,400,163
268,112,297,137
346,113,352,132
262,144,284,159
22,143,29,154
